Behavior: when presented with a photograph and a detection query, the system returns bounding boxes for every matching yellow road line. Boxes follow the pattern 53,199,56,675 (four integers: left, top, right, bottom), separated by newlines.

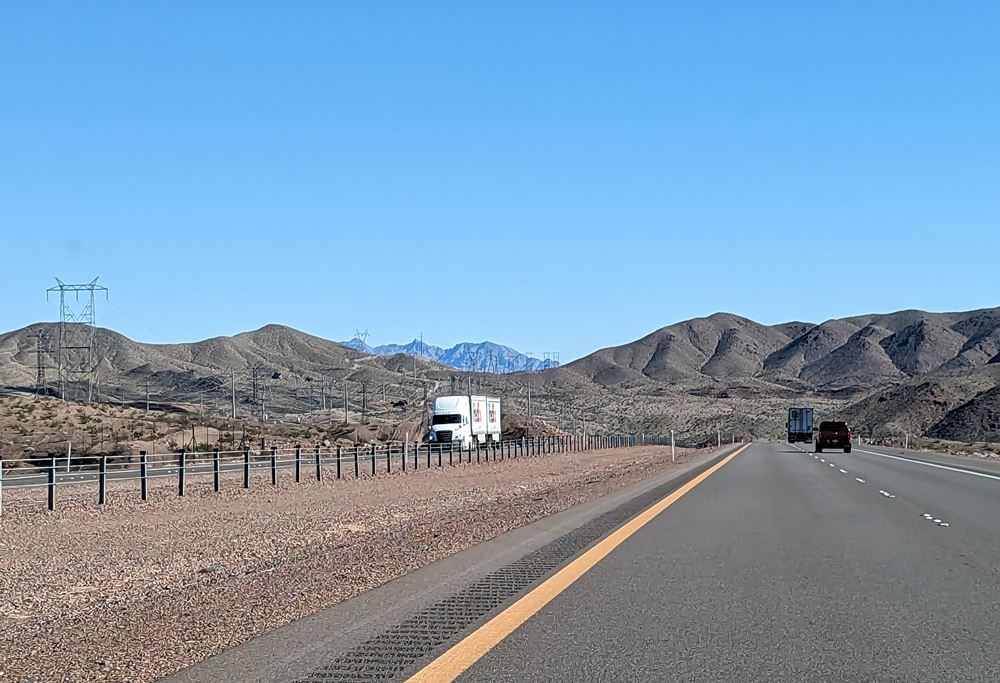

406,443,751,682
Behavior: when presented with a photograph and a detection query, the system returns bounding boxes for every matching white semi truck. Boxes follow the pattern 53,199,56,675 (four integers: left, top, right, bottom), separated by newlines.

428,395,501,448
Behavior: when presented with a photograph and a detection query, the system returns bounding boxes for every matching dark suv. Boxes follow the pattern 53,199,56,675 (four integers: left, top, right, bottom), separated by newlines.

815,421,852,453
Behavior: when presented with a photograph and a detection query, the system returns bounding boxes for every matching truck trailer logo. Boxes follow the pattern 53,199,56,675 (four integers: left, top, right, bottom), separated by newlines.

473,405,482,422
489,406,496,422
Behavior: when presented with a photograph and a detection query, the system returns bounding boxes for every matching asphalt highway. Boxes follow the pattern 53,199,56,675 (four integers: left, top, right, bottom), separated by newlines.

162,442,1000,682
453,441,1000,682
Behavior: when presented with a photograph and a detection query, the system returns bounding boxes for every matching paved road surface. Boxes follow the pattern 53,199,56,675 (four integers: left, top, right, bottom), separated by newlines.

163,442,1000,682
458,442,1000,682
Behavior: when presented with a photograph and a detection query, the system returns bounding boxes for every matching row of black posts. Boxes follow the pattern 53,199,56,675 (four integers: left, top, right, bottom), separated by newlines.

6,433,641,512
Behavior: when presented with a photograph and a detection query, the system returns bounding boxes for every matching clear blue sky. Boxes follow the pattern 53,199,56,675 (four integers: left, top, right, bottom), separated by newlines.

2,2,998,361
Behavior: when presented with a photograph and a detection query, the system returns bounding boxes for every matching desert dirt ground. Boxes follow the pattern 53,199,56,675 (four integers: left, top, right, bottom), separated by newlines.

0,443,709,683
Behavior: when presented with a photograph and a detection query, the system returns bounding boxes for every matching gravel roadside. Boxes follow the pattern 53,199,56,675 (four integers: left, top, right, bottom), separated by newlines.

0,444,707,682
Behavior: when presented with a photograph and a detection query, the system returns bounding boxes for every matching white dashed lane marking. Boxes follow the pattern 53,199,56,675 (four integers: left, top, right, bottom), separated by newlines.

921,513,950,527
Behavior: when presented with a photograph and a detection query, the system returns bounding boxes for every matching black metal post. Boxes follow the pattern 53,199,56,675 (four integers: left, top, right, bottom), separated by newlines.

294,444,302,483
270,447,278,486
243,447,250,488
336,446,342,480
449,442,454,466
178,450,186,497
354,446,360,478
98,455,107,506
438,444,442,467
48,456,56,511
387,444,392,474
315,446,322,481
140,451,148,501
371,445,376,476
213,449,221,492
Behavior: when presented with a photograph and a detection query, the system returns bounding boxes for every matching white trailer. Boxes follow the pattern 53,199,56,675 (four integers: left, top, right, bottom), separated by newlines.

428,395,501,448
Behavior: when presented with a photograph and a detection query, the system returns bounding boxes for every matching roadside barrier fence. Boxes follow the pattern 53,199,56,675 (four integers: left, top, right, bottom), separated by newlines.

0,433,669,515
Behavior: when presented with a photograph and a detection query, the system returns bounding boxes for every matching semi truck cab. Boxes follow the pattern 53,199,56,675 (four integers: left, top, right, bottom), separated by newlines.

428,395,501,448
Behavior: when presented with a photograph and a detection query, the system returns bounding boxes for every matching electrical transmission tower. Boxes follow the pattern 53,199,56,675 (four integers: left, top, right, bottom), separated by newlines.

28,330,50,396
46,278,109,402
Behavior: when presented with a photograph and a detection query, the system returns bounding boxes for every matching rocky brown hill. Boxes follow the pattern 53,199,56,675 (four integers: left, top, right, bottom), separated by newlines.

562,307,1000,441
566,313,792,386
926,385,1000,441
566,308,1000,391
0,322,449,416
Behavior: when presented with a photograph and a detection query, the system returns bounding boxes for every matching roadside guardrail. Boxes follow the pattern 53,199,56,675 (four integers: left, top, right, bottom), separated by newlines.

0,433,665,515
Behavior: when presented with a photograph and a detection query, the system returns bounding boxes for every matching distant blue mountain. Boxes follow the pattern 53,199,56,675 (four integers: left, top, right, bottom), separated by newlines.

340,338,559,373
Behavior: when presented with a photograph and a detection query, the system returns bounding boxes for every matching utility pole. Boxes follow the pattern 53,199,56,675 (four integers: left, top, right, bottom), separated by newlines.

145,376,150,412
361,384,367,424
343,382,349,425
230,368,236,418
527,379,532,418
671,429,675,462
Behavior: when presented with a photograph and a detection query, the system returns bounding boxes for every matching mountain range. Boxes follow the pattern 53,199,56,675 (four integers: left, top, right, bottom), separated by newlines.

1,306,999,443
565,308,1000,442
340,338,559,373
567,309,1000,389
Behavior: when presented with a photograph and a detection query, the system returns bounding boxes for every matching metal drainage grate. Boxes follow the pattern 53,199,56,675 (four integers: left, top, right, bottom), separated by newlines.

300,454,723,682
